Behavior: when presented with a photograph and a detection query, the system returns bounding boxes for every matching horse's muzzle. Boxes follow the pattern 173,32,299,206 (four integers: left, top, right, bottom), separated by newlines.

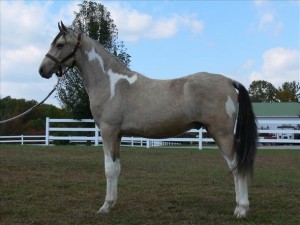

39,65,53,79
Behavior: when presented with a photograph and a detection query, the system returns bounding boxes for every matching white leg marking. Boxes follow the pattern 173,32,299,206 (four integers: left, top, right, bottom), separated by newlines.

234,175,249,218
98,154,121,214
223,154,236,171
224,155,249,218
225,96,236,118
85,47,105,72
107,69,137,99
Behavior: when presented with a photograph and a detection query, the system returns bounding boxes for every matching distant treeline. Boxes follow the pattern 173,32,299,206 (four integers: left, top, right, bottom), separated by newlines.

0,96,71,136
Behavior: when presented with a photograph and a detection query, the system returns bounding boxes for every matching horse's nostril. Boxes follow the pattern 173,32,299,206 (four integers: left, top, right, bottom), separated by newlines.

39,67,44,75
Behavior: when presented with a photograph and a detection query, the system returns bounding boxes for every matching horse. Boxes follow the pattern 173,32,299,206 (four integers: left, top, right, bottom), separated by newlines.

39,22,257,218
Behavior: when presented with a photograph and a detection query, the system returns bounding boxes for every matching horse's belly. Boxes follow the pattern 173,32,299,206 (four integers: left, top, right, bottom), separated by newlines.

121,120,195,139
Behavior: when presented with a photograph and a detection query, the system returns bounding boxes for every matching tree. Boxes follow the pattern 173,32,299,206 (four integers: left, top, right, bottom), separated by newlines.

56,1,131,119
276,81,300,102
0,96,70,135
248,80,278,102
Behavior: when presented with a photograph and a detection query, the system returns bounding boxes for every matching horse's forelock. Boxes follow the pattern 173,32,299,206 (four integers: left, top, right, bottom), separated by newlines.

51,31,65,46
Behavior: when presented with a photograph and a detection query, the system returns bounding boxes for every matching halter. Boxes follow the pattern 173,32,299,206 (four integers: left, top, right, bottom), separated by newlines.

46,32,82,77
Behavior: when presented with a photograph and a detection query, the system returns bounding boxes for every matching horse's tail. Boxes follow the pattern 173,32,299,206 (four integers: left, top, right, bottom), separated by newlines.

232,81,258,176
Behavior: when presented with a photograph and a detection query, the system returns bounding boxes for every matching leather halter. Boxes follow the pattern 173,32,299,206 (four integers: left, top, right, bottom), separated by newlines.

46,33,82,77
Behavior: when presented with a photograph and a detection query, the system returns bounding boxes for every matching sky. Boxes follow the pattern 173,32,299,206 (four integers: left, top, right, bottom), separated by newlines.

1,0,299,107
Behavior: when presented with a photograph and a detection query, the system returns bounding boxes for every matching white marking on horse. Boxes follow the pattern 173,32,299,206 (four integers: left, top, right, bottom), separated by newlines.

104,153,120,187
107,69,137,99
85,48,137,99
223,154,236,171
225,96,236,118
85,47,105,72
99,154,121,213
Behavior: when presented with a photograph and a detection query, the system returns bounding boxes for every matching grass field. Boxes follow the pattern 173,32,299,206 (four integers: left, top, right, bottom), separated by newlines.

0,145,299,225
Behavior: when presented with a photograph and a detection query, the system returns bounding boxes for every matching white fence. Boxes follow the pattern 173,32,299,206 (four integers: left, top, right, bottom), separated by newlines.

44,118,213,148
257,119,300,144
1,118,299,148
45,118,99,145
0,135,45,145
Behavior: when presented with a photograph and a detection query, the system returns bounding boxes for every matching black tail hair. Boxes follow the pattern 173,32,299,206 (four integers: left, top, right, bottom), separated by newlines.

232,81,258,176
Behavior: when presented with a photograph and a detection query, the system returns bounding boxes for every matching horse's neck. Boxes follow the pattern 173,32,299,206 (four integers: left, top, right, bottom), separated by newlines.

75,36,132,100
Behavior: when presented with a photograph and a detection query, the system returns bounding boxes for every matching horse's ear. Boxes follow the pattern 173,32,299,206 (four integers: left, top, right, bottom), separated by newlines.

58,22,62,32
60,21,68,32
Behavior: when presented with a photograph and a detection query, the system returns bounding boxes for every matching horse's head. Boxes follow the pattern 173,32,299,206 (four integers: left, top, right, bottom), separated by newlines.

39,22,81,79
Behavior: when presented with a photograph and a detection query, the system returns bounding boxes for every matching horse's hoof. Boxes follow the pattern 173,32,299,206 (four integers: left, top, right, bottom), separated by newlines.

234,205,249,218
97,207,110,214
97,200,116,214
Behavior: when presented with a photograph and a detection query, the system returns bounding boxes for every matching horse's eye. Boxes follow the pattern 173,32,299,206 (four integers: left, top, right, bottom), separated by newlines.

56,43,64,49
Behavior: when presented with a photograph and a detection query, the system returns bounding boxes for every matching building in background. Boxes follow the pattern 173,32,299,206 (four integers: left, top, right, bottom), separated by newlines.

253,102,300,140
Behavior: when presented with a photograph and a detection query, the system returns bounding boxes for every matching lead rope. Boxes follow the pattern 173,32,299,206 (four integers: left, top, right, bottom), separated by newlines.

0,78,61,124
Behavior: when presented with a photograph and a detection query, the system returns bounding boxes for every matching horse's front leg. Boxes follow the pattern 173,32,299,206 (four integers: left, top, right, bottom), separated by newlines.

97,126,121,214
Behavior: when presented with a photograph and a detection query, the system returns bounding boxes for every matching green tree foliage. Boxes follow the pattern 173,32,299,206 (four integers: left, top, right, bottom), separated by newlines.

249,80,300,102
276,81,300,102
0,96,70,135
56,0,131,119
249,80,278,102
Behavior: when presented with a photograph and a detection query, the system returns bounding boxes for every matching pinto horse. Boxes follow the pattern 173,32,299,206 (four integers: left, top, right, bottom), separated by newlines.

39,22,257,218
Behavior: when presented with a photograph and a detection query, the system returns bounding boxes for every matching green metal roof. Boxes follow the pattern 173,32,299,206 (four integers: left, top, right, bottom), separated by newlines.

252,102,300,117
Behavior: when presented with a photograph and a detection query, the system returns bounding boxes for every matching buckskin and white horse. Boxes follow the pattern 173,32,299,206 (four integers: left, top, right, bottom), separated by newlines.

39,22,257,218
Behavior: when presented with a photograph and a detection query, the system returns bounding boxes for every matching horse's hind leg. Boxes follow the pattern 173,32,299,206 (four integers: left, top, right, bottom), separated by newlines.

233,173,249,218
207,125,249,218
222,141,249,218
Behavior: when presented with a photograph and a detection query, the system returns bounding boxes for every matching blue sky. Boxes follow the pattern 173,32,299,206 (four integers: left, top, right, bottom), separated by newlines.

1,0,299,106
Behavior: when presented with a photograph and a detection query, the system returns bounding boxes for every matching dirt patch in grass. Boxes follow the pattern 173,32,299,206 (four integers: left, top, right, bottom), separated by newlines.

0,145,299,225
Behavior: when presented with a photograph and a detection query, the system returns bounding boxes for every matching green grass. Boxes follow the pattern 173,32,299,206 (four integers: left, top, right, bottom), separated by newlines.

0,145,299,225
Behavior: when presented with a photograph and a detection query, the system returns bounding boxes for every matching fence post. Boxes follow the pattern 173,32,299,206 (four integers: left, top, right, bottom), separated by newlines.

95,124,99,146
45,117,49,145
146,139,150,148
198,128,203,150
21,135,24,145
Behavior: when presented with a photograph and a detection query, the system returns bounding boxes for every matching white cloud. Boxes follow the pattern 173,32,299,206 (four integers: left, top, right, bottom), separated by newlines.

5,46,42,64
235,59,255,79
1,80,58,106
254,0,269,7
1,45,44,81
242,59,255,70
106,4,152,41
0,0,77,106
250,48,300,87
57,1,81,25
0,1,54,47
0,1,54,84
105,2,204,41
147,17,178,39
254,1,283,36
258,12,283,36
258,12,274,29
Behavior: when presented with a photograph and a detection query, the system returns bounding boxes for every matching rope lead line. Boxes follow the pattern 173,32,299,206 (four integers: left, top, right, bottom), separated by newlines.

0,79,60,124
